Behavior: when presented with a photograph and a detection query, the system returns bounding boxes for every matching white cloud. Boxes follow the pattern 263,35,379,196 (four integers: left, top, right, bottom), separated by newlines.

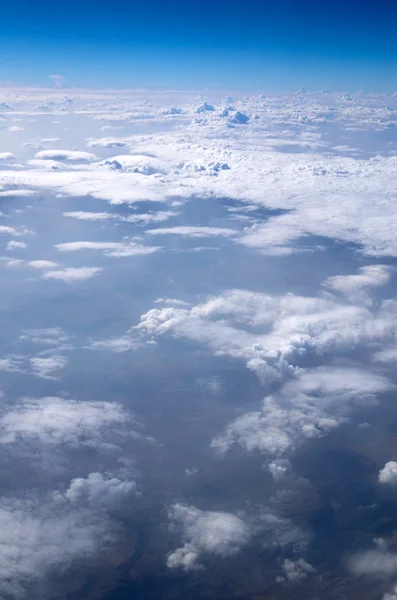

58,472,138,508
28,260,59,269
154,297,190,306
0,190,37,198
29,355,68,379
0,396,131,449
349,550,397,577
63,211,114,221
87,138,128,148
96,154,166,175
324,265,392,304
0,225,19,236
135,289,396,382
34,149,95,161
63,210,178,225
384,584,397,600
0,493,116,598
281,558,315,582
212,367,392,458
146,226,238,238
167,504,249,571
55,240,160,257
0,152,15,161
256,509,311,552
379,461,397,486
43,267,102,281
7,241,27,251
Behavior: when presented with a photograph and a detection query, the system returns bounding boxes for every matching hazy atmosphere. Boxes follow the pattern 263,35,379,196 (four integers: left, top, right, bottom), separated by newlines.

1,1,397,599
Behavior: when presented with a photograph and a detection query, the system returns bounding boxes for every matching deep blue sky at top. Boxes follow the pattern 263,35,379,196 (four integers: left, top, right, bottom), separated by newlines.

0,0,396,91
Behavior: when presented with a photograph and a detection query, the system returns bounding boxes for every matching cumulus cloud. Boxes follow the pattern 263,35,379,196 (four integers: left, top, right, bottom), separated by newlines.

0,396,132,449
324,265,392,304
135,288,397,383
56,472,139,508
384,584,397,600
167,504,249,571
96,154,166,175
379,461,397,486
212,367,392,458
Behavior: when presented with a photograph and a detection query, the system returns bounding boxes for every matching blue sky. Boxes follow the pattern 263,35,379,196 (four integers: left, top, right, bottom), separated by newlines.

1,0,397,91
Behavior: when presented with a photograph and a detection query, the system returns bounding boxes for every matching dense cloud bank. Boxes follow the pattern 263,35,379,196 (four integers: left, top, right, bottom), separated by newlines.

1,87,397,599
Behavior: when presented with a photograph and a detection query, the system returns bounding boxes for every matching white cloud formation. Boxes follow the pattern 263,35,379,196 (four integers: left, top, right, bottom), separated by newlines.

34,149,95,161
0,396,131,449
349,550,397,577
212,367,392,458
167,504,249,571
7,241,27,251
29,355,67,379
384,584,397,600
0,493,116,599
324,265,392,304
57,472,138,508
43,267,102,281
63,209,178,225
146,226,238,238
28,260,59,269
281,558,315,582
379,461,397,486
55,241,160,257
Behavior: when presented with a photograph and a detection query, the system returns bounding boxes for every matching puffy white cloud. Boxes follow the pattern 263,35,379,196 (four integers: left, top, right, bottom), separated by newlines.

7,241,27,250
58,472,138,508
0,493,116,599
0,396,132,449
34,149,95,161
167,504,249,571
384,584,397,600
379,461,397,486
281,558,315,581
212,367,392,458
0,225,20,236
324,265,392,304
96,154,166,175
0,152,15,161
349,550,397,577
42,267,102,281
268,459,292,482
135,289,396,380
